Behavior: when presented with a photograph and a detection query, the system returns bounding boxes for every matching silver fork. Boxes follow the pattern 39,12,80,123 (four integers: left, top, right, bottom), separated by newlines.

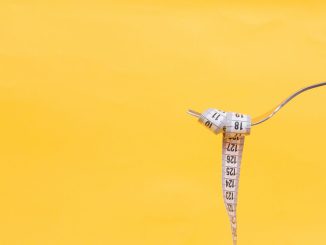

187,81,326,126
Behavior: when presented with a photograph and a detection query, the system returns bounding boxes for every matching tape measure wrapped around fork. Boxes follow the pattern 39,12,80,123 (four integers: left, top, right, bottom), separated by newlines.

198,108,251,135
198,108,251,245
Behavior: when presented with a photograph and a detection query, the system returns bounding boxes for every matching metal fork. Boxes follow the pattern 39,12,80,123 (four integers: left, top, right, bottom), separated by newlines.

187,81,326,126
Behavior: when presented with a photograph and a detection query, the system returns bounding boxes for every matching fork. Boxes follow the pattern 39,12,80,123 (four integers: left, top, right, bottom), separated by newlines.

187,81,326,126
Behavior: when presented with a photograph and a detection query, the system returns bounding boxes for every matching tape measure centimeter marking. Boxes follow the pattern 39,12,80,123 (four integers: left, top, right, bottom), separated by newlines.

198,108,251,245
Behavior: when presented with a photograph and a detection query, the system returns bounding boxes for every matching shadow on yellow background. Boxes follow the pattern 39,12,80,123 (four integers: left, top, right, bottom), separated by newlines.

0,1,326,244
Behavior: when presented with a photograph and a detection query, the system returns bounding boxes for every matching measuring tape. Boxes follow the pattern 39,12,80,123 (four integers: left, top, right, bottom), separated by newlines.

198,108,251,245
190,82,326,244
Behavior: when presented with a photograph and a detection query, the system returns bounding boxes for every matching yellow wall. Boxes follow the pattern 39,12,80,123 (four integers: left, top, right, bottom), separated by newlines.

0,1,326,244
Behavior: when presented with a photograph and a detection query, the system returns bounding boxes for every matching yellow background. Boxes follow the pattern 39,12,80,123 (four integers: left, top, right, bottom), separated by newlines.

0,1,326,244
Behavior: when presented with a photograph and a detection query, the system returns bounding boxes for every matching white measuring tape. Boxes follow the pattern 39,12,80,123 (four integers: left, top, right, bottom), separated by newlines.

198,109,251,245
190,82,326,244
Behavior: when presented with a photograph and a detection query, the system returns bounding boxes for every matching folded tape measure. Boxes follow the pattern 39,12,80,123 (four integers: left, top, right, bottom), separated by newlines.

188,82,326,245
